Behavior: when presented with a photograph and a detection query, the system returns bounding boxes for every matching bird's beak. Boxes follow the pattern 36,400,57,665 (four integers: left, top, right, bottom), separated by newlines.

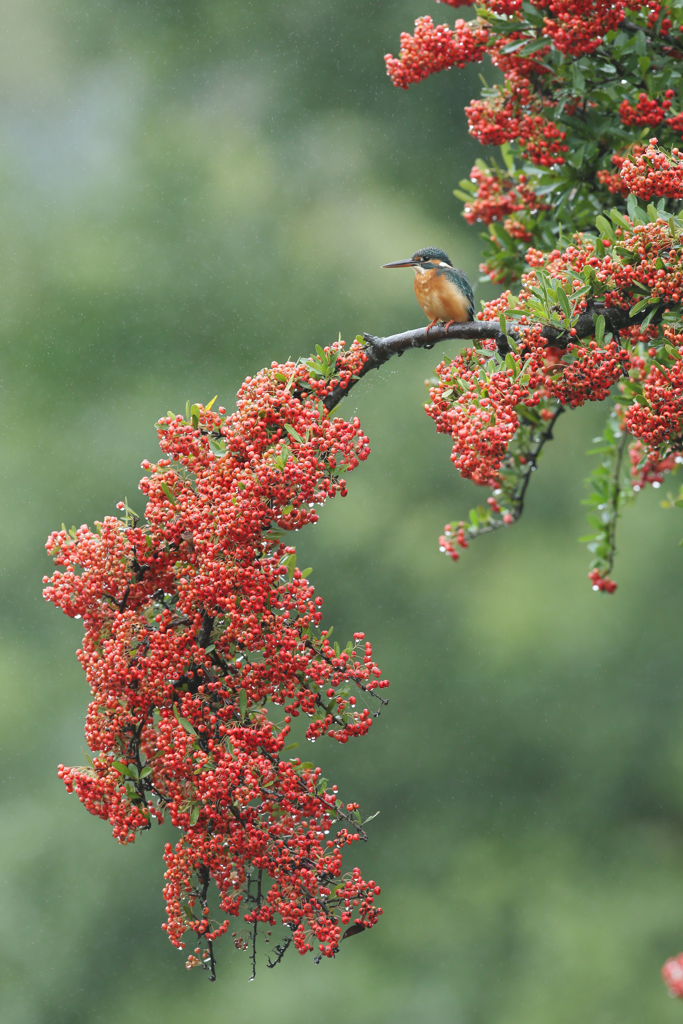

381,258,418,268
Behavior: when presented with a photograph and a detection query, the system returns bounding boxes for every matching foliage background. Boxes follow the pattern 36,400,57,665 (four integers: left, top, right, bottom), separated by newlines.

3,0,683,1021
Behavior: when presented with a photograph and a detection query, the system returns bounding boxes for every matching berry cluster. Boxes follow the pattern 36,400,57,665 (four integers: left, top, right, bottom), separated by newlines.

424,347,541,486
465,73,568,168
463,166,548,228
624,342,683,450
588,569,618,592
663,954,683,997
384,15,488,89
627,437,678,489
619,138,683,200
619,90,675,128
537,0,634,55
597,148,646,197
45,340,387,977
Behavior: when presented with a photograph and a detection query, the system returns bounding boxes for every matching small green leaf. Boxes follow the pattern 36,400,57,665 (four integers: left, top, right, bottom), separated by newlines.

139,765,153,779
239,688,248,720
160,481,178,506
609,208,631,230
297,762,315,770
595,215,615,242
190,804,200,826
630,298,651,317
627,193,642,223
362,811,380,825
113,761,137,780
593,314,605,345
557,286,571,320
173,705,197,737
284,424,304,444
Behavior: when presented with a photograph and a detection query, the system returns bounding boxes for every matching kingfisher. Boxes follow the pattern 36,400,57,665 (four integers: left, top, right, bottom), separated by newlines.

382,247,474,328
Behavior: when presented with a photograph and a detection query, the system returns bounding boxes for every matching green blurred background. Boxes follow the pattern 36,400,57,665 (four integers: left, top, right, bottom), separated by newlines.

3,1,683,1021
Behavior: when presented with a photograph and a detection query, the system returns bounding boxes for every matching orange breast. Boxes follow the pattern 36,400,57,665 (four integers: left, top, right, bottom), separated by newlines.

414,268,470,323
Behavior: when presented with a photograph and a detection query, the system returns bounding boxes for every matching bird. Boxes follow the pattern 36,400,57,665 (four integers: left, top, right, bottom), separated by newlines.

382,247,474,330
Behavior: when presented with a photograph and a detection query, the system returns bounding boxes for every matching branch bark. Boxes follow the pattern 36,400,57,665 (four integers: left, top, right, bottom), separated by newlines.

323,302,651,411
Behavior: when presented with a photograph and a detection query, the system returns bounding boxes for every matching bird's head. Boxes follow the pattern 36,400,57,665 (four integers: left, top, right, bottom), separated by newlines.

382,247,454,272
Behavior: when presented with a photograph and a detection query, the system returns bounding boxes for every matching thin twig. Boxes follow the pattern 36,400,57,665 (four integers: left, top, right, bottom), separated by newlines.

603,428,629,577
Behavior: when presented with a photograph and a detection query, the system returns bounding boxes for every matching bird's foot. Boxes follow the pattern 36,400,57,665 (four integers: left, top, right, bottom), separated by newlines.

425,319,439,333
443,319,457,331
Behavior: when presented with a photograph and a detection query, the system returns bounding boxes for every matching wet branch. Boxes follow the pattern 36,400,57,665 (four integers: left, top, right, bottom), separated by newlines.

323,303,652,411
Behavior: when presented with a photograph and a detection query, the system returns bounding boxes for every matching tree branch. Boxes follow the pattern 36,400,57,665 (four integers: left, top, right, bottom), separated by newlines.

323,303,653,411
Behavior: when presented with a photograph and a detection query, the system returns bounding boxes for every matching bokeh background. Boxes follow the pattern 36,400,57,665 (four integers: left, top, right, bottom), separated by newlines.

3,1,683,1021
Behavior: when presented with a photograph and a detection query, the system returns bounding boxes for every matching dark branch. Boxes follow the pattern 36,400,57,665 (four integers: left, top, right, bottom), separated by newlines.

197,612,215,650
457,404,566,545
323,303,653,411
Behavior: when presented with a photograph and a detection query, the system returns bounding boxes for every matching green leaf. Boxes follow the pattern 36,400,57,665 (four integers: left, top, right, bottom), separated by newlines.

640,304,660,329
284,742,299,750
239,688,248,720
595,215,615,242
453,189,475,203
557,285,571,320
627,194,642,223
297,762,315,770
173,705,197,737
160,480,178,507
499,313,507,336
630,297,651,317
571,64,585,92
113,761,137,780
500,142,515,171
593,314,605,345
284,424,304,444
139,765,153,779
190,804,200,826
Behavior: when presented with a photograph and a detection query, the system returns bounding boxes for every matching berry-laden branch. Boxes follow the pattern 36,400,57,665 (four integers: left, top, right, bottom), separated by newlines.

381,0,683,596
43,0,683,991
45,351,388,980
